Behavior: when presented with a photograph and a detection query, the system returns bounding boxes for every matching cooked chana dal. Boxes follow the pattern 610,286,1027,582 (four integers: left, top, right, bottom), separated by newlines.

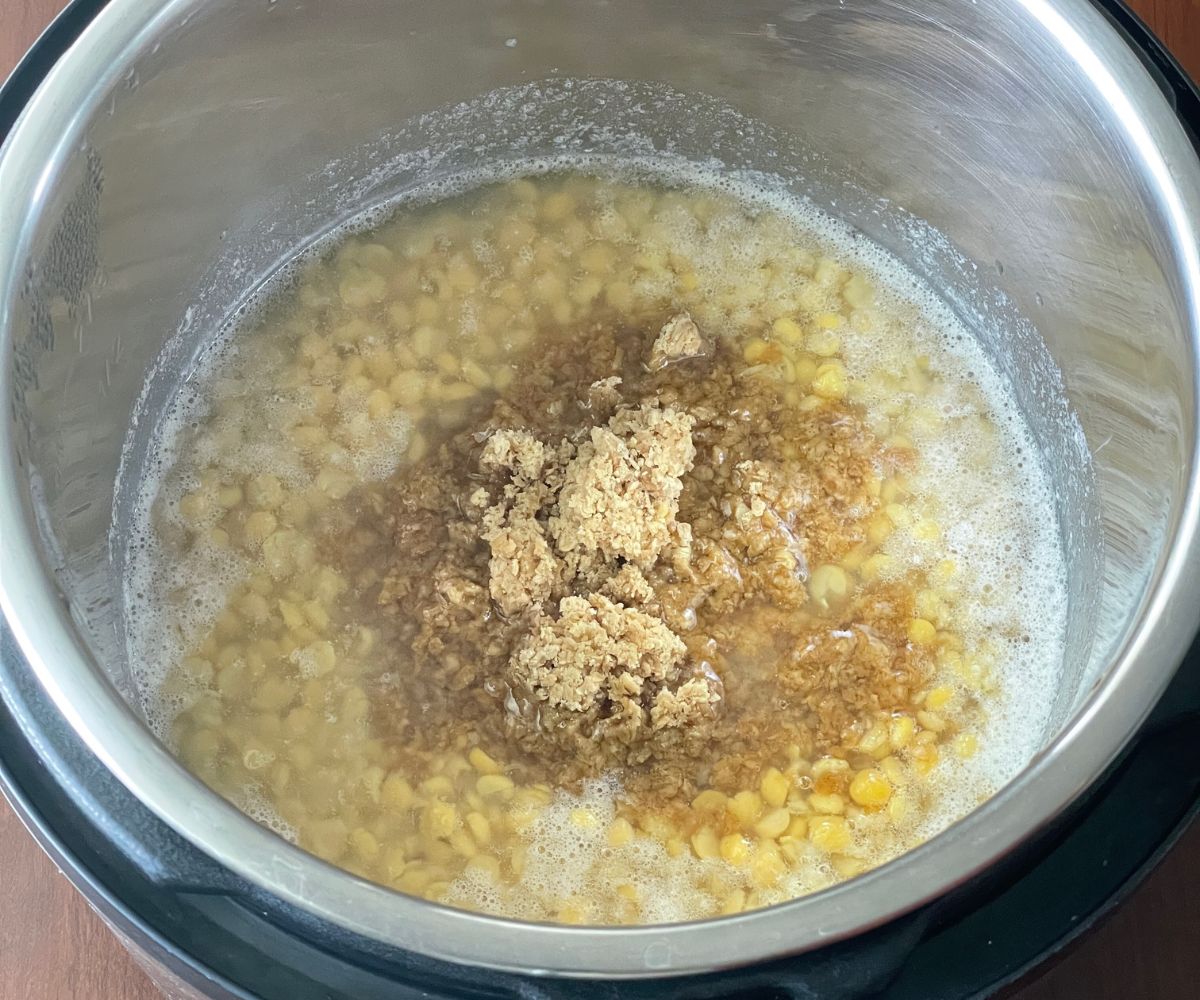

127,167,1067,924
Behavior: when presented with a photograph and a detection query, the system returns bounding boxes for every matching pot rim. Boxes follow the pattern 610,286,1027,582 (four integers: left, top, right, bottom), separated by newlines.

1,0,1199,978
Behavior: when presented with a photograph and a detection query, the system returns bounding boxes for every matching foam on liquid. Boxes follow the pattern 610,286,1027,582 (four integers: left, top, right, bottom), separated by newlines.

123,156,1068,916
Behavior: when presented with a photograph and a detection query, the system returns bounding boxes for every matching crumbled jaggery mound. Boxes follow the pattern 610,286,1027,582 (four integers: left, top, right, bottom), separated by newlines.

434,570,489,611
482,516,559,615
550,405,695,571
472,401,695,618
479,429,547,480
468,401,708,764
648,312,707,370
506,594,721,765
586,376,623,415
601,563,657,608
366,316,928,797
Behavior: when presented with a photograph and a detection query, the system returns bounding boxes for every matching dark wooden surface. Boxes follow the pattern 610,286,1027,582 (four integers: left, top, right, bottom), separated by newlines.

1,1,1198,998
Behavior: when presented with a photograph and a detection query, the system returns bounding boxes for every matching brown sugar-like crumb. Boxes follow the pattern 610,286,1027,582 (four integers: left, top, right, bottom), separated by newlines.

587,376,623,415
551,405,695,570
482,516,559,615
435,571,489,611
651,677,722,730
648,313,708,370
601,563,657,607
474,402,696,616
479,429,547,480
506,594,721,765
472,401,707,764
783,582,929,729
365,318,924,798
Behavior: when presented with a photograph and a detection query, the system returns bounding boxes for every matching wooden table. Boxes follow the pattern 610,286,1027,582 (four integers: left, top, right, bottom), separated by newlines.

2,1,1198,998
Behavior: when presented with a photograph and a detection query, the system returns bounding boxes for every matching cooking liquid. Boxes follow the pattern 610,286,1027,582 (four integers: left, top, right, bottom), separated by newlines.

124,164,1067,923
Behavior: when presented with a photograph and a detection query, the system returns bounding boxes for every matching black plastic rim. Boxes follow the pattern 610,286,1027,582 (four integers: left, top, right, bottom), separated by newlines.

1,2,1198,998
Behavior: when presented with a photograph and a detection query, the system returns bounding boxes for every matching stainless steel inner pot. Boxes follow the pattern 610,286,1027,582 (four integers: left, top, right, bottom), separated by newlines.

1,0,1198,979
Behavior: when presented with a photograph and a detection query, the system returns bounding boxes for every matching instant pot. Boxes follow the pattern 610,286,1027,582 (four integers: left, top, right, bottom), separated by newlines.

2,1,1198,997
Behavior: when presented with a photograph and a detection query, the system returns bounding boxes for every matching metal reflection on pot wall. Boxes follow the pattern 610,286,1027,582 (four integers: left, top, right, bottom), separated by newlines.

0,0,1197,978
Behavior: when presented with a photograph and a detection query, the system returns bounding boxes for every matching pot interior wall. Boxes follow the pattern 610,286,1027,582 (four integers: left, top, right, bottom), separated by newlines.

6,0,1194,756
